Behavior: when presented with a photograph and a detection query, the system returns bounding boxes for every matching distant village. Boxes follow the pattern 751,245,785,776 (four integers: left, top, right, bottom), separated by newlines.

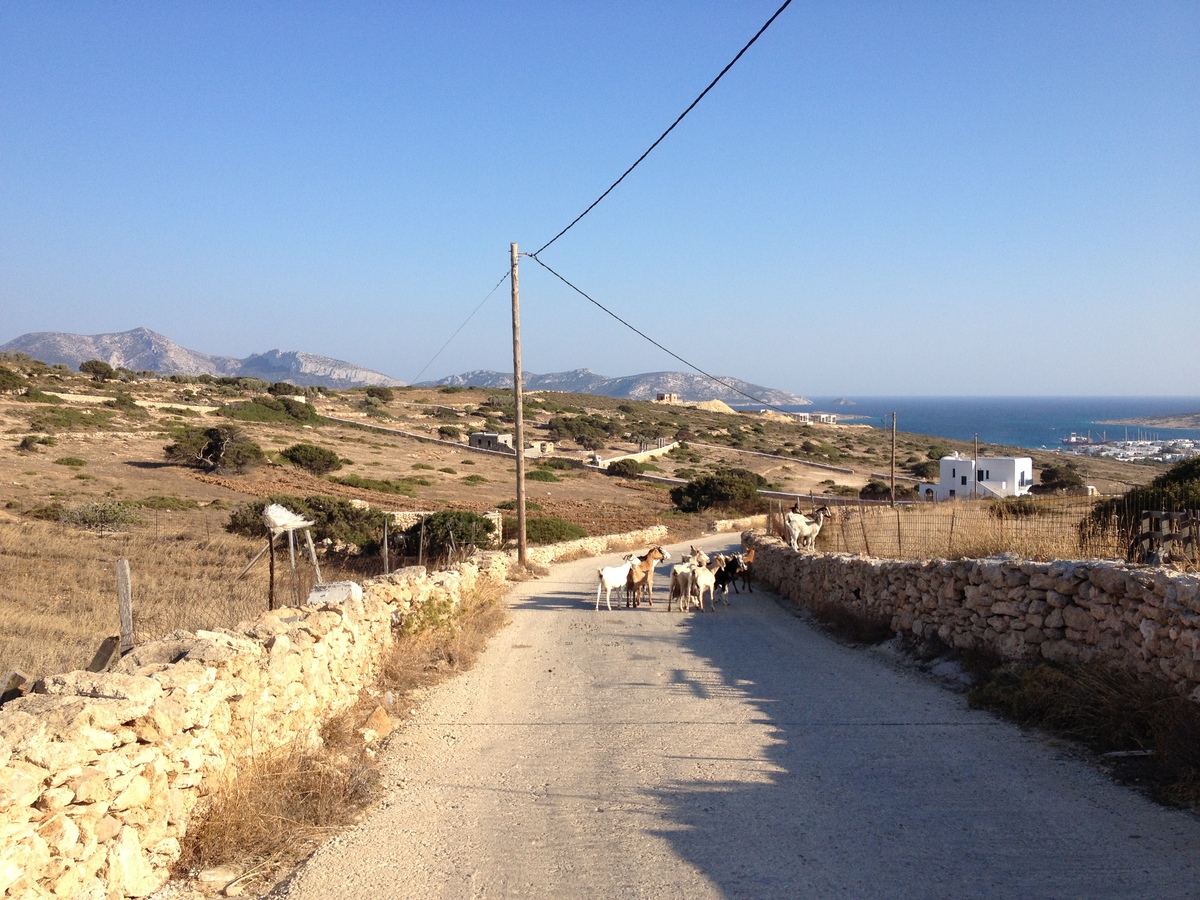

1059,433,1200,464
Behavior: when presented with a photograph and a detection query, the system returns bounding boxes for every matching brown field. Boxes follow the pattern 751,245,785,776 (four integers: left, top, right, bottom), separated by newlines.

0,363,1165,678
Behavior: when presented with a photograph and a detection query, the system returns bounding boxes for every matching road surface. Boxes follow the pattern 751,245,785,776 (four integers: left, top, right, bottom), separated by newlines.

277,535,1200,899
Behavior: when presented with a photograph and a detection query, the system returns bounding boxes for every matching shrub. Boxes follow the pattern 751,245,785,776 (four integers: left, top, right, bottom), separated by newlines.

281,442,343,475
859,480,890,500
25,407,114,431
670,467,767,514
228,495,388,551
606,459,644,478
525,469,559,483
1086,456,1200,537
61,501,138,531
218,396,319,424
438,425,461,440
405,511,495,557
164,426,266,474
328,474,422,495
503,516,588,544
365,386,394,403
53,456,87,468
462,474,487,485
135,495,200,511
0,366,26,392
496,499,543,511
104,392,147,417
79,359,115,381
1031,461,1085,495
536,458,576,470
16,435,54,452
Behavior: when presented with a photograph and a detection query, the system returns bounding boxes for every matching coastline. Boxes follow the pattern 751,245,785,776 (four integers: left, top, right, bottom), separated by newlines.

1100,414,1200,430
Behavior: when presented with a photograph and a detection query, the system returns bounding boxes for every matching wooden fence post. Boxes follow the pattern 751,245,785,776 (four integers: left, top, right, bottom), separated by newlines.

116,558,134,655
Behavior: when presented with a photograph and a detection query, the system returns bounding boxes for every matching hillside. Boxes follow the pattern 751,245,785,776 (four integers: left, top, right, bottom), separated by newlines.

0,327,404,389
419,368,811,406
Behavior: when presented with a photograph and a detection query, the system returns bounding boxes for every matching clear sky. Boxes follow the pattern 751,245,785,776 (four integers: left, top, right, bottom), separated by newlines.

2,2,1197,396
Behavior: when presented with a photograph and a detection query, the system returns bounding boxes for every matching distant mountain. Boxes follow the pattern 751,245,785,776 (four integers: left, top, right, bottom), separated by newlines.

420,368,810,406
0,328,404,389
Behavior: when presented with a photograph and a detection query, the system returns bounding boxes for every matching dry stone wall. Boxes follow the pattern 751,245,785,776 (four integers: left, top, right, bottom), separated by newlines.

744,534,1200,702
0,554,511,899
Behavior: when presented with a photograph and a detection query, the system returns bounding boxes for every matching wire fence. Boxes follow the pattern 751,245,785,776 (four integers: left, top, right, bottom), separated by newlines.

766,494,1200,567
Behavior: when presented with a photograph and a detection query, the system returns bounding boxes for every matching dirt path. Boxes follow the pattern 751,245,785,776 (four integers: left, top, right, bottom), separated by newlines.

277,536,1200,898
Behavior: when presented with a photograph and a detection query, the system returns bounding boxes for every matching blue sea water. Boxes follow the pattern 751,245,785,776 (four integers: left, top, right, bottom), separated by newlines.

771,397,1200,451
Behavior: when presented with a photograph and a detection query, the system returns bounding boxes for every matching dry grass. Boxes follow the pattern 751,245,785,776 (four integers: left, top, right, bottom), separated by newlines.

970,662,1200,808
174,580,510,893
768,498,1125,562
0,519,364,677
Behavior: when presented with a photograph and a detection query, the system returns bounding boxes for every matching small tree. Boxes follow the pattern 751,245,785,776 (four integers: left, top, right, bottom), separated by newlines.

1032,462,1085,495
280,442,343,475
405,511,495,559
606,459,644,478
365,385,394,403
670,467,767,514
164,426,265,474
79,359,115,382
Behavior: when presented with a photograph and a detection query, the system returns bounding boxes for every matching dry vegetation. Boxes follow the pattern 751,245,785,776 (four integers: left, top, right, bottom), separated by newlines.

768,497,1130,563
173,584,509,893
0,359,1164,680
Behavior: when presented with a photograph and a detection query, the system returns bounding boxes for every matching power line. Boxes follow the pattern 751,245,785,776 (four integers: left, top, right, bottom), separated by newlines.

532,0,794,257
525,253,794,415
408,271,510,386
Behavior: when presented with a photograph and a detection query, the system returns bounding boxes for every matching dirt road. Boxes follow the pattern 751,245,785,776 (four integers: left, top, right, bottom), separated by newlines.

278,536,1200,898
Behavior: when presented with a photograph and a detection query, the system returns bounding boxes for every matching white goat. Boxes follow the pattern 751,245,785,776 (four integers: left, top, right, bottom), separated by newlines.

785,506,833,552
667,547,709,612
596,556,635,610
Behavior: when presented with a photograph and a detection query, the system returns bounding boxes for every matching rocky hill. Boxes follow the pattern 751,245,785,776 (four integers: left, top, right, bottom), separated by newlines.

0,327,404,389
420,368,810,406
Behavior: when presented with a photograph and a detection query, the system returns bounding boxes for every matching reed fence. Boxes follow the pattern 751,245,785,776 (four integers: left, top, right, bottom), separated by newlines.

767,494,1199,567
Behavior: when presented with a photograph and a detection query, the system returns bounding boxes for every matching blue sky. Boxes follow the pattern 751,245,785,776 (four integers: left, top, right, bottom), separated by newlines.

2,2,1197,396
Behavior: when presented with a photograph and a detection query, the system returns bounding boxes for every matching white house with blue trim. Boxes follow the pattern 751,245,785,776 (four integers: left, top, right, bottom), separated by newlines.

917,452,1034,501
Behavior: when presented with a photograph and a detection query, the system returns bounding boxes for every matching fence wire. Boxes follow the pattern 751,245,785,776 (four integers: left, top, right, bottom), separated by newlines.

767,494,1199,567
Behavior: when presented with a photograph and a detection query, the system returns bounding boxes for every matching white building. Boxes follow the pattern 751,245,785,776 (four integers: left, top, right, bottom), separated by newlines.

917,452,1034,502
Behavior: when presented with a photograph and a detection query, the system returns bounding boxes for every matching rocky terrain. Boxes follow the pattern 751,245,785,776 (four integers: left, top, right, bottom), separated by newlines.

419,367,811,406
0,328,404,389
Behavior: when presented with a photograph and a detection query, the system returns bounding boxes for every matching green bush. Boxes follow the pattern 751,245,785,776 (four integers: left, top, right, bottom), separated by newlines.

405,511,495,557
606,459,644,478
1031,461,1086,495
503,516,588,544
525,469,559,483
25,406,114,432
365,386,394,402
217,396,319,424
496,499,543,511
670,467,767,514
227,495,387,551
329,474,423,495
53,456,87,468
164,426,266,474
1087,457,1200,537
0,366,27,392
281,442,343,475
438,425,461,440
79,359,115,382
462,474,487,485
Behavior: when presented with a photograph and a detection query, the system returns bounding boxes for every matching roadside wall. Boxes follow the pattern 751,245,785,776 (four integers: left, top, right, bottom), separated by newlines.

0,555,514,899
520,525,669,567
744,534,1200,702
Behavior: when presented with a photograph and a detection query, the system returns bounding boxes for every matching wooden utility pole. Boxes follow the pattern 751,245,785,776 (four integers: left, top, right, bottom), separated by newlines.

511,243,528,566
890,412,897,508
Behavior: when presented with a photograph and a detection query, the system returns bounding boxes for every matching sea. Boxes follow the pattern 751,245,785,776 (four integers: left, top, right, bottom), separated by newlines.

762,397,1200,451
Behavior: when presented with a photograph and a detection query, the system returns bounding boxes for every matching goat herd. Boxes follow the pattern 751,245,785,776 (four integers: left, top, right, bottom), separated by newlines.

592,505,835,613
595,546,756,612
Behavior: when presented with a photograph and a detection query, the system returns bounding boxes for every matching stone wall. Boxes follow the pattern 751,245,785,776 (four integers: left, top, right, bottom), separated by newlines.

520,525,669,567
0,554,511,899
744,534,1200,702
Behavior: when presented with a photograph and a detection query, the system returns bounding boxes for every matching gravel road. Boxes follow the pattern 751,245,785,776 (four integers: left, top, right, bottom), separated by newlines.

277,535,1200,899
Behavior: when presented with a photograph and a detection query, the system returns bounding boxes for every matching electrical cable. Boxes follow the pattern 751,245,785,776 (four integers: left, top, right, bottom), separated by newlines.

525,253,795,415
408,271,510,386
532,0,794,257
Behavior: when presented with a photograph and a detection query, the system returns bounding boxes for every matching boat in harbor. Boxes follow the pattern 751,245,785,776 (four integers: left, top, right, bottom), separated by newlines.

1062,431,1108,447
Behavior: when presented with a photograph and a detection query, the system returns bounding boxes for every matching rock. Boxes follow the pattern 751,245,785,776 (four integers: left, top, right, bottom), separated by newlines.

361,705,394,743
